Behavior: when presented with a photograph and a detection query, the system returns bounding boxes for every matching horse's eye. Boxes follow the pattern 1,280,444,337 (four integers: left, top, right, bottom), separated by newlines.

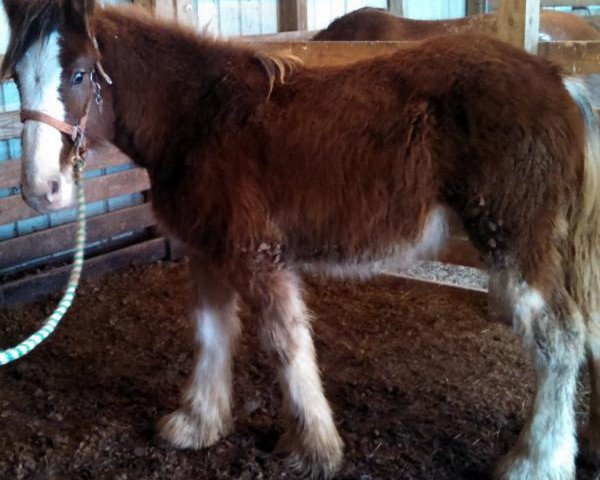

71,71,85,86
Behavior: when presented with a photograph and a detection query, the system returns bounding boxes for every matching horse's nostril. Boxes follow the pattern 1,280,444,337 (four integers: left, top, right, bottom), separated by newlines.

49,180,60,195
46,180,61,203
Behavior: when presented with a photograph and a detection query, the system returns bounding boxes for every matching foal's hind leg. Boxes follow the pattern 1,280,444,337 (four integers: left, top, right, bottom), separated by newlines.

491,268,584,480
159,254,241,449
233,265,343,479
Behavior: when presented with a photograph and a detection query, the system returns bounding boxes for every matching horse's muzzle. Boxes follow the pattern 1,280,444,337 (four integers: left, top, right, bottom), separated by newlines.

21,174,75,213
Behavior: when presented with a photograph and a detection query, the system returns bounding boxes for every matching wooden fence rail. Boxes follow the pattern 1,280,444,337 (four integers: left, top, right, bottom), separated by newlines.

0,167,149,225
0,203,155,270
0,144,132,190
248,39,600,74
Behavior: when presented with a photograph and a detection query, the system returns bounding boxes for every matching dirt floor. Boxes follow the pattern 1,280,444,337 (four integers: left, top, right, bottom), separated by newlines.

1,260,599,480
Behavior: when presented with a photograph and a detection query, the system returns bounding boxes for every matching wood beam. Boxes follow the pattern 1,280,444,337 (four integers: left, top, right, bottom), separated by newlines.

0,204,155,270
278,0,308,32
253,40,600,74
388,0,403,16
254,41,418,67
0,168,150,225
153,0,176,20
538,40,600,75
0,111,20,141
174,0,198,28
466,0,486,15
0,238,167,306
131,0,155,11
497,0,541,53
486,0,598,9
236,30,318,42
541,0,599,6
0,145,133,190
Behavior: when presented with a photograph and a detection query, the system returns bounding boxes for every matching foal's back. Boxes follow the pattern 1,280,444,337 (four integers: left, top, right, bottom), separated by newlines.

256,34,582,264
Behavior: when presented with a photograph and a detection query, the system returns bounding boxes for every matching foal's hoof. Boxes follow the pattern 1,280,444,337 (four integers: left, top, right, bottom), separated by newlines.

494,452,575,480
277,430,344,479
157,409,227,450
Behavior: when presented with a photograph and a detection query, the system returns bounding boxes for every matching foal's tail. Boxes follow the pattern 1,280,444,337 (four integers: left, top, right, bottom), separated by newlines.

564,77,600,318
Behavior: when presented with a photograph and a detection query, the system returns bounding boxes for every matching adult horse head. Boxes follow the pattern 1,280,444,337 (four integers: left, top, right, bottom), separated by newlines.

1,0,105,213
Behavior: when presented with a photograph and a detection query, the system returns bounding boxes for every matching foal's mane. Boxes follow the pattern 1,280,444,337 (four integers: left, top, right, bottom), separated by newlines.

99,4,301,100
254,51,300,98
1,0,62,79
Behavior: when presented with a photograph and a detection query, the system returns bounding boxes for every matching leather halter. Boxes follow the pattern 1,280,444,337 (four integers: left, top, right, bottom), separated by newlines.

20,68,103,160
20,109,89,155
19,36,112,163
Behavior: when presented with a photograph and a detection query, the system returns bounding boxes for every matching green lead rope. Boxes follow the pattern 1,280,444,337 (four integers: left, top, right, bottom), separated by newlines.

0,161,86,366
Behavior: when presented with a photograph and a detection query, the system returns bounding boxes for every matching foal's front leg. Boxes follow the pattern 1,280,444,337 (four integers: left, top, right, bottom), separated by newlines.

233,264,343,479
159,255,241,449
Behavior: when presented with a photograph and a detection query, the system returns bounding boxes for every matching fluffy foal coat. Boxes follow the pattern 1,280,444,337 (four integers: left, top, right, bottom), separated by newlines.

4,1,600,479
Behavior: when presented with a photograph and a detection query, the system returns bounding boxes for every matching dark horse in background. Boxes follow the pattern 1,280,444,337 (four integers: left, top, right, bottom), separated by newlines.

3,1,600,479
314,7,600,41
315,7,600,106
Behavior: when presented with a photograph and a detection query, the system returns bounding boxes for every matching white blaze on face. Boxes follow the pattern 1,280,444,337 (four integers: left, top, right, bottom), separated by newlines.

15,31,74,211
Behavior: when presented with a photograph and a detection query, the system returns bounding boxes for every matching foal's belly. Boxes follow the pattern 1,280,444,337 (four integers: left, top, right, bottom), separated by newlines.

294,205,450,279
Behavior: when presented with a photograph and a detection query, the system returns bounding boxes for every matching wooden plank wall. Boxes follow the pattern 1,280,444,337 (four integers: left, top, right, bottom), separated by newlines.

0,141,153,263
1,0,599,305
251,39,600,74
489,0,600,9
0,0,158,305
497,0,541,52
388,0,404,16
278,0,308,31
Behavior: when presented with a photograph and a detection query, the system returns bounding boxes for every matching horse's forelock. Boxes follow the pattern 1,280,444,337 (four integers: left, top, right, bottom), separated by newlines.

1,0,62,79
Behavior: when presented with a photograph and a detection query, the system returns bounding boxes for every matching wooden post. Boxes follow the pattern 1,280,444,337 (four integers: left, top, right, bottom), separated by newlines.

175,0,198,27
278,0,308,32
388,0,403,16
153,0,176,19
466,0,485,15
497,0,541,53
132,0,155,11
141,0,197,27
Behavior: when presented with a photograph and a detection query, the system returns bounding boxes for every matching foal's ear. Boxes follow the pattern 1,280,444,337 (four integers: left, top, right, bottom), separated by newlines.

2,0,22,23
63,0,96,36
1,0,31,79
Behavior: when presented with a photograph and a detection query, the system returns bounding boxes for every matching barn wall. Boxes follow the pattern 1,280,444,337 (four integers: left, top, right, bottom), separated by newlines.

403,0,466,20
197,0,279,36
197,1,472,34
197,0,391,36
306,0,388,30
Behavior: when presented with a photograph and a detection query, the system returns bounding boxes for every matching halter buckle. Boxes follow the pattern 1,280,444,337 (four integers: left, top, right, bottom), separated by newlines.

71,125,86,150
72,154,85,168
71,152,86,180
91,70,104,113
